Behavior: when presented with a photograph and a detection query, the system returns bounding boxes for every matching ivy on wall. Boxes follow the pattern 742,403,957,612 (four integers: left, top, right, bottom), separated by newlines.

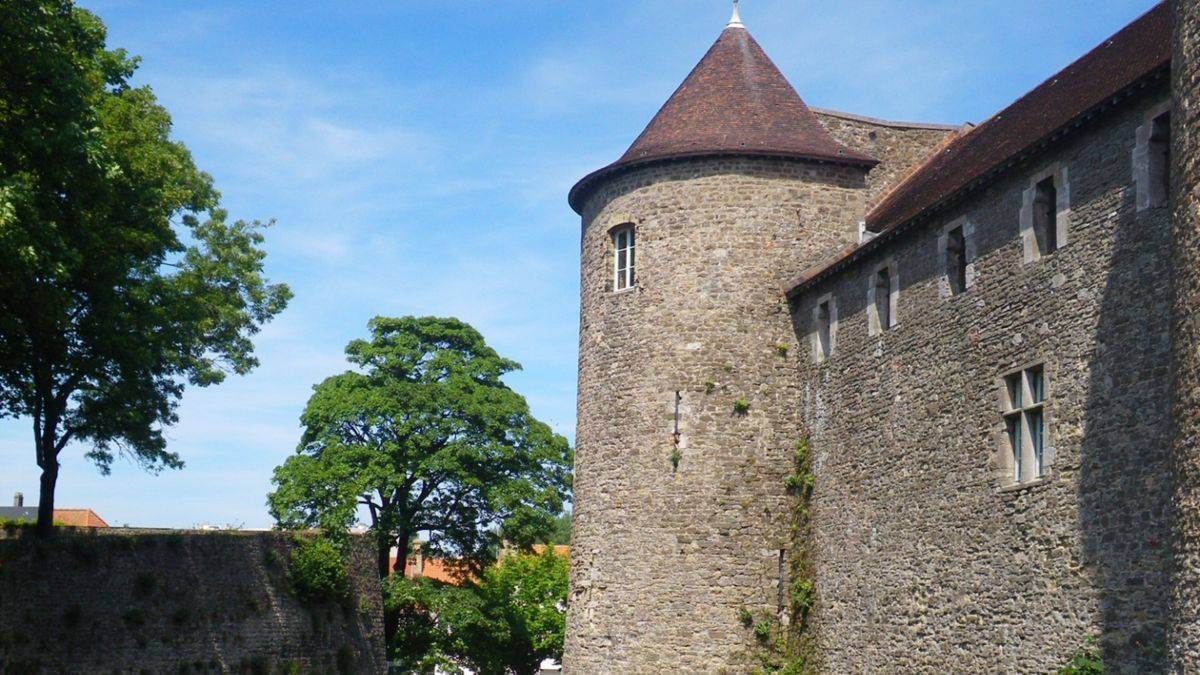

740,437,817,674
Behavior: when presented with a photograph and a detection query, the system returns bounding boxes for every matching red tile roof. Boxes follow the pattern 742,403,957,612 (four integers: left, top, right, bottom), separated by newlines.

865,1,1172,235
53,509,108,528
789,1,1173,296
569,24,876,213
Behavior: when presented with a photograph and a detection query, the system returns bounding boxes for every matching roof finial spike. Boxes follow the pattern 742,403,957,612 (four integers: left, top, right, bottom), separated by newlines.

727,0,744,28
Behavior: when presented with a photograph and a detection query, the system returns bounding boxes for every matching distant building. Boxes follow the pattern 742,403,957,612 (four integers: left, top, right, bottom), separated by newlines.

0,492,107,527
391,542,570,586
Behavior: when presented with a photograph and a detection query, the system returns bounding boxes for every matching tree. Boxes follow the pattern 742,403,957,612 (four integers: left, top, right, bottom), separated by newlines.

543,510,572,546
0,1,291,534
387,548,569,674
267,317,572,632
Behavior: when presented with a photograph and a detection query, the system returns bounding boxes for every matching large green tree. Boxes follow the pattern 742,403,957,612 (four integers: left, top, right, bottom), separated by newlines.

0,0,291,534
268,316,572,582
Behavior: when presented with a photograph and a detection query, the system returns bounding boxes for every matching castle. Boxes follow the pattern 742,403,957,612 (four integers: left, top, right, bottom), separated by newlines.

565,1,1200,671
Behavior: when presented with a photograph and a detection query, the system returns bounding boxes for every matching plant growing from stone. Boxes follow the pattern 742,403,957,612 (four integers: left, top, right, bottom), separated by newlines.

670,449,683,471
705,380,716,394
733,399,751,415
776,344,790,357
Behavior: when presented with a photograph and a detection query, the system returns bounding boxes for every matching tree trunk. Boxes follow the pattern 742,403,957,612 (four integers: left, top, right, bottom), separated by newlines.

36,452,58,537
376,535,391,578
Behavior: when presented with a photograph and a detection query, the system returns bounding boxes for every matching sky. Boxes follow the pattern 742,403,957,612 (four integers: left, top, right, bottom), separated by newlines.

0,0,1161,529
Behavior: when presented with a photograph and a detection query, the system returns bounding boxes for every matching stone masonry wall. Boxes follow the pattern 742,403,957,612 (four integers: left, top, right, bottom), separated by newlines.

814,109,961,208
566,156,870,673
0,530,386,674
1172,0,1200,668
791,82,1174,672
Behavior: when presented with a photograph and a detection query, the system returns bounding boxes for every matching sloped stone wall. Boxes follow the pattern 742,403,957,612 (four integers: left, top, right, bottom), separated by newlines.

814,110,960,208
0,530,385,674
1172,0,1200,668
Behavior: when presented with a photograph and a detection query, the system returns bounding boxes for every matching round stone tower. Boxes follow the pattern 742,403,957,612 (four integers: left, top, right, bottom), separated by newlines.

563,6,877,671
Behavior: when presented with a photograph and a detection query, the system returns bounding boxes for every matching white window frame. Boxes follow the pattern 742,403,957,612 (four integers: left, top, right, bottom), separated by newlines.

1134,100,1172,212
611,224,636,292
938,217,977,298
811,293,837,363
998,363,1053,488
866,259,899,336
1019,163,1071,264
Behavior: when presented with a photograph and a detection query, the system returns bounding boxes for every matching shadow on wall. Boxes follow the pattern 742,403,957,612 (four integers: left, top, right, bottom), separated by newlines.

1079,198,1174,669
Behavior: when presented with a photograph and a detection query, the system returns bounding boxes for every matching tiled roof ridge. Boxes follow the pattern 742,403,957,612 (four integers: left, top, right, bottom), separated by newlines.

810,107,966,132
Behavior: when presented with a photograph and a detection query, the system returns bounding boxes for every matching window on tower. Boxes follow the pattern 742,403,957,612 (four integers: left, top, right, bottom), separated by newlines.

612,225,636,292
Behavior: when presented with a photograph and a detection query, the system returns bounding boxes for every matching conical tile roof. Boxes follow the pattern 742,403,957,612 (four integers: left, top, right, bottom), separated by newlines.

570,22,876,213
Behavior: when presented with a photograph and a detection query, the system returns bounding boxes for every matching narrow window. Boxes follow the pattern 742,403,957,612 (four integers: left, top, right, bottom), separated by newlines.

612,226,635,291
1033,176,1058,256
873,267,892,331
1002,364,1049,485
946,225,967,295
816,300,832,360
1148,110,1171,207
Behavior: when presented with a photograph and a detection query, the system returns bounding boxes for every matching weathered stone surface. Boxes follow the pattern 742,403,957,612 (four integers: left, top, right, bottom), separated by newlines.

814,110,960,207
791,82,1174,672
0,530,386,673
1172,0,1200,668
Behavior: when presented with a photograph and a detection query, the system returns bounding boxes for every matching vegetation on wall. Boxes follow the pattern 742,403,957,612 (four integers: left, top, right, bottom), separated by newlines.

387,548,568,674
288,536,351,606
741,437,817,673
1057,637,1104,674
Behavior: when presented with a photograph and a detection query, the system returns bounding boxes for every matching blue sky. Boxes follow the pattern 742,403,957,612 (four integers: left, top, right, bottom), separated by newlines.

0,0,1159,528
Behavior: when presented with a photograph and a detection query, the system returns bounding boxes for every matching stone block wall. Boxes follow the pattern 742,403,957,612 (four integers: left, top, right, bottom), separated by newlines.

790,82,1174,672
1172,0,1200,667
0,530,386,674
814,109,961,208
566,156,870,672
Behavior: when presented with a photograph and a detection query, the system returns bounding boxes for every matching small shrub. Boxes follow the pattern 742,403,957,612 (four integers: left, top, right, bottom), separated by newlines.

670,449,683,470
733,399,750,415
776,344,789,357
704,380,716,394
289,537,349,605
738,608,754,628
722,363,733,373
753,619,772,643
1058,637,1104,674
791,578,814,615
264,548,281,568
